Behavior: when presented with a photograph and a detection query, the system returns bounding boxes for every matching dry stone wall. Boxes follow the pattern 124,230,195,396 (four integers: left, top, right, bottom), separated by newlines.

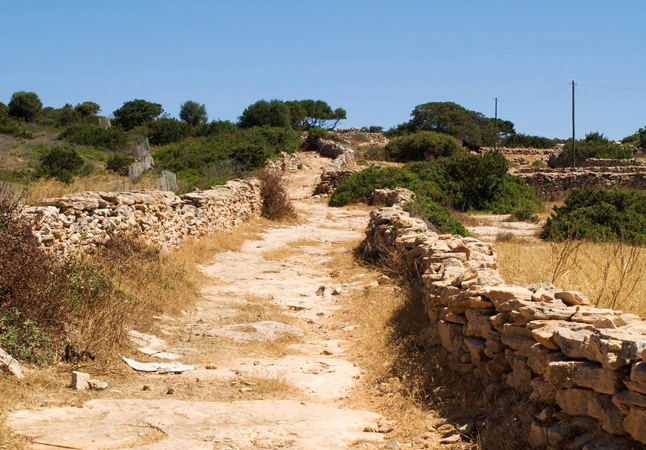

25,180,263,255
517,168,646,199
362,196,646,448
313,139,359,195
24,152,303,255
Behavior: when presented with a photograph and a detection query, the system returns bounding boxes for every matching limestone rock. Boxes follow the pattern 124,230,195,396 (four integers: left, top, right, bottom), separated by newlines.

501,324,536,356
553,327,593,359
527,344,567,376
545,361,626,395
555,387,597,416
587,393,627,435
613,389,646,415
0,347,24,380
71,371,90,390
555,290,590,306
623,406,646,444
625,362,646,395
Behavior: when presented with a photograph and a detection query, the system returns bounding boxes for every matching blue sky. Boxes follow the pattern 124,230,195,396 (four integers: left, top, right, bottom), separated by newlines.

1,1,645,139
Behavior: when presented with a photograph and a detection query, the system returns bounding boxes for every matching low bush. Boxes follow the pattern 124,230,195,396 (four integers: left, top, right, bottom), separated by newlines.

307,126,329,142
506,208,540,223
363,144,388,161
330,151,542,214
154,126,299,192
0,191,129,363
501,133,554,149
106,154,135,176
36,145,85,184
385,131,464,162
256,169,295,221
60,124,128,150
404,196,470,237
541,188,646,244
531,160,547,168
557,132,632,163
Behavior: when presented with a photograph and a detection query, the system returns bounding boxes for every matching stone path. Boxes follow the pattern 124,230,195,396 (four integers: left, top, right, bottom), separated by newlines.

6,154,409,449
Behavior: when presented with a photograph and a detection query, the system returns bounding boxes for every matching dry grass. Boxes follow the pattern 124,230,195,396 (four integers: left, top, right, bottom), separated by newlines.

21,172,159,204
497,239,646,315
0,218,272,449
342,242,531,449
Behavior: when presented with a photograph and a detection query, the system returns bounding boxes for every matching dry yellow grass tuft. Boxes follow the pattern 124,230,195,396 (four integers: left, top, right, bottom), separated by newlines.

496,239,646,315
21,172,160,204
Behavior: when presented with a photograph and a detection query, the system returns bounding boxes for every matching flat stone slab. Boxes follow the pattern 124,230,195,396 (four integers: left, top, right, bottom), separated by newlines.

7,399,384,450
204,320,304,343
186,354,361,400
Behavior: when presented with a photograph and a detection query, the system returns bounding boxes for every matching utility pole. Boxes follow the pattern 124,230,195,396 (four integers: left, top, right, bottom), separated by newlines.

494,97,498,151
572,80,576,169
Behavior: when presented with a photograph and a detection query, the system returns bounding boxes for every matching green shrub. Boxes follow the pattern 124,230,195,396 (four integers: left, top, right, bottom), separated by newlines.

307,126,329,142
502,133,554,149
541,188,646,244
37,145,84,183
404,196,470,236
106,154,135,176
60,124,128,150
154,126,299,192
532,160,547,168
507,209,540,223
368,126,383,133
558,132,632,162
331,151,542,214
385,131,464,162
363,144,388,161
148,118,191,145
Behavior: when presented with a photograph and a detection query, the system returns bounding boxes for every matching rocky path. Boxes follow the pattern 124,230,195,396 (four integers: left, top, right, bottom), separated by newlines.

7,154,420,449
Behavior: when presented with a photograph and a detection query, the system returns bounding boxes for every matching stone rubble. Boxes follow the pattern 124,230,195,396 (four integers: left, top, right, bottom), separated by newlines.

362,188,646,448
309,139,359,195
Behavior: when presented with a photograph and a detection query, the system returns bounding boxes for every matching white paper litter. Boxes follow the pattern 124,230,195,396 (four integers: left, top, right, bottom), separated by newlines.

122,357,197,374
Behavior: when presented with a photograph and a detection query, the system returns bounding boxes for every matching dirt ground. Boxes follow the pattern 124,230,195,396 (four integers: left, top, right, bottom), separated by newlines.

3,154,474,450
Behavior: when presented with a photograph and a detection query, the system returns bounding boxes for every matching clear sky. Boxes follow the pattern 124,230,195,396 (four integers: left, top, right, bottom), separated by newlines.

1,1,645,139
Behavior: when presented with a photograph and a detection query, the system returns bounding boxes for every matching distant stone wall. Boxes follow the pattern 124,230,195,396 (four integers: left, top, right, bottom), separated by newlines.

550,158,645,169
517,169,646,199
25,180,263,255
329,128,389,145
363,201,646,448
313,139,359,195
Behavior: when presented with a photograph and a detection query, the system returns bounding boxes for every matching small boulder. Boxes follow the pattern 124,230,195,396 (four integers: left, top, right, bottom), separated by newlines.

71,371,90,390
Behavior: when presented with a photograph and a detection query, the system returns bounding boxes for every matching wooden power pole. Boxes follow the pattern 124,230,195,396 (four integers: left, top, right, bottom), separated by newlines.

494,97,498,151
572,80,576,169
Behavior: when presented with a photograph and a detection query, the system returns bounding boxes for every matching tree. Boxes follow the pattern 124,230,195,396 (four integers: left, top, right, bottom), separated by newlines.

179,100,208,126
331,108,347,129
408,101,515,148
639,127,646,149
238,99,291,129
285,101,307,129
148,118,191,145
113,99,163,130
0,102,8,120
8,91,43,122
74,102,101,117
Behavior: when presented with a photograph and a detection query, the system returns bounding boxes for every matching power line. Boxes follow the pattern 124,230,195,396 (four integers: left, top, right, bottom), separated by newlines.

498,84,570,103
578,83,646,90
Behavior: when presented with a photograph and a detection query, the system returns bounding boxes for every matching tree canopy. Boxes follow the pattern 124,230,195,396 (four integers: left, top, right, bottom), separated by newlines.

74,102,101,117
179,100,208,126
8,91,43,122
113,99,163,130
238,99,291,129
